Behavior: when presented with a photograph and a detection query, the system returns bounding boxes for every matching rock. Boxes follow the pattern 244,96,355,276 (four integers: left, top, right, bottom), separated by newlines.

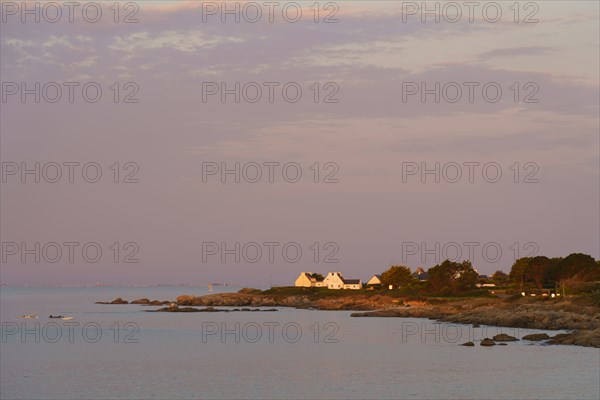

498,343,507,346
238,288,262,295
151,306,203,312
176,295,196,305
149,306,279,313
522,333,550,341
548,329,600,348
130,298,150,304
110,298,128,304
461,342,475,346
480,338,496,346
472,323,480,328
493,333,518,342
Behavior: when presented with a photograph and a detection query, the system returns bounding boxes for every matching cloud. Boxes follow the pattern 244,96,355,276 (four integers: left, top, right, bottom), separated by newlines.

108,30,246,55
479,46,554,59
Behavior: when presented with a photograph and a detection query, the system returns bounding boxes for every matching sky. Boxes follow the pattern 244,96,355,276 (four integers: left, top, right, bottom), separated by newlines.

1,1,599,286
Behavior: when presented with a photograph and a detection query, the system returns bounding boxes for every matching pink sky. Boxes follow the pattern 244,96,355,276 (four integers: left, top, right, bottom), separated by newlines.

1,1,598,286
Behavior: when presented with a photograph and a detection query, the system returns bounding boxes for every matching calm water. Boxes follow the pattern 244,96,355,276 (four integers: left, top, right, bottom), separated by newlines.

1,287,599,400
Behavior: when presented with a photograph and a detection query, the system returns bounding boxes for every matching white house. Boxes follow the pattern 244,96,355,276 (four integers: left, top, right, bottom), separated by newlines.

323,272,362,290
366,275,382,286
342,279,362,290
294,272,325,287
324,272,344,289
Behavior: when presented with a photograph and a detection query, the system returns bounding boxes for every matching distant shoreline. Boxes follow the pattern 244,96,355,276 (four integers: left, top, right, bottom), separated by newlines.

96,287,600,348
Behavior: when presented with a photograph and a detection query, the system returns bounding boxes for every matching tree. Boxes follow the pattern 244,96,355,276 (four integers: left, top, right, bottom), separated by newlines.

526,256,551,289
491,270,509,284
428,260,478,294
380,265,415,288
510,257,532,286
558,253,599,281
310,273,324,281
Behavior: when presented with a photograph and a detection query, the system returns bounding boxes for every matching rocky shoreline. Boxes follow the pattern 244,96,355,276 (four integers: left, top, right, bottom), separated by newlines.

96,288,600,348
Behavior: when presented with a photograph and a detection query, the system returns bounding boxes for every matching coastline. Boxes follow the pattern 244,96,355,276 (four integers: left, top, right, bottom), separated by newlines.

99,287,600,348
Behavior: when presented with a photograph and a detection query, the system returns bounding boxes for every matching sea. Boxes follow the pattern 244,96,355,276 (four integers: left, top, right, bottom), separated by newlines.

1,286,598,400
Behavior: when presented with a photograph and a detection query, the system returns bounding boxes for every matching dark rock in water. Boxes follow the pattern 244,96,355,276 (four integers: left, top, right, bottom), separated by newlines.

498,343,508,346
149,306,279,313
152,306,204,312
461,342,475,346
548,329,600,348
522,333,550,341
472,323,480,328
493,333,518,342
131,298,150,304
110,298,128,304
480,338,496,346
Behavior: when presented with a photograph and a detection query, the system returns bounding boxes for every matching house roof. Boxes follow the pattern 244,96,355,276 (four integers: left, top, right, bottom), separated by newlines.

302,272,324,282
343,279,361,285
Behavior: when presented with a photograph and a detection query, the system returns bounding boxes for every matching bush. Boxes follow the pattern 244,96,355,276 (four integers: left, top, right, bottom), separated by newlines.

591,289,600,307
439,286,452,296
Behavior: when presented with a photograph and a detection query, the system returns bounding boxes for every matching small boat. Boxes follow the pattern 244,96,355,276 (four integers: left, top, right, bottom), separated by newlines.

208,284,214,292
61,316,74,320
48,315,63,319
18,314,38,319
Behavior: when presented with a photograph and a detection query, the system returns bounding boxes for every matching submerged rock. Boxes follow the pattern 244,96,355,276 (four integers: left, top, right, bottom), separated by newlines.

493,333,518,342
522,333,551,341
480,338,496,346
461,342,475,346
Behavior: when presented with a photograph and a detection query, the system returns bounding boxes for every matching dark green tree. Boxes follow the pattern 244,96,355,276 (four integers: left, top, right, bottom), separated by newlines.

380,265,415,288
558,253,599,281
491,270,509,284
526,256,551,289
510,257,532,286
310,273,324,281
428,260,478,294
